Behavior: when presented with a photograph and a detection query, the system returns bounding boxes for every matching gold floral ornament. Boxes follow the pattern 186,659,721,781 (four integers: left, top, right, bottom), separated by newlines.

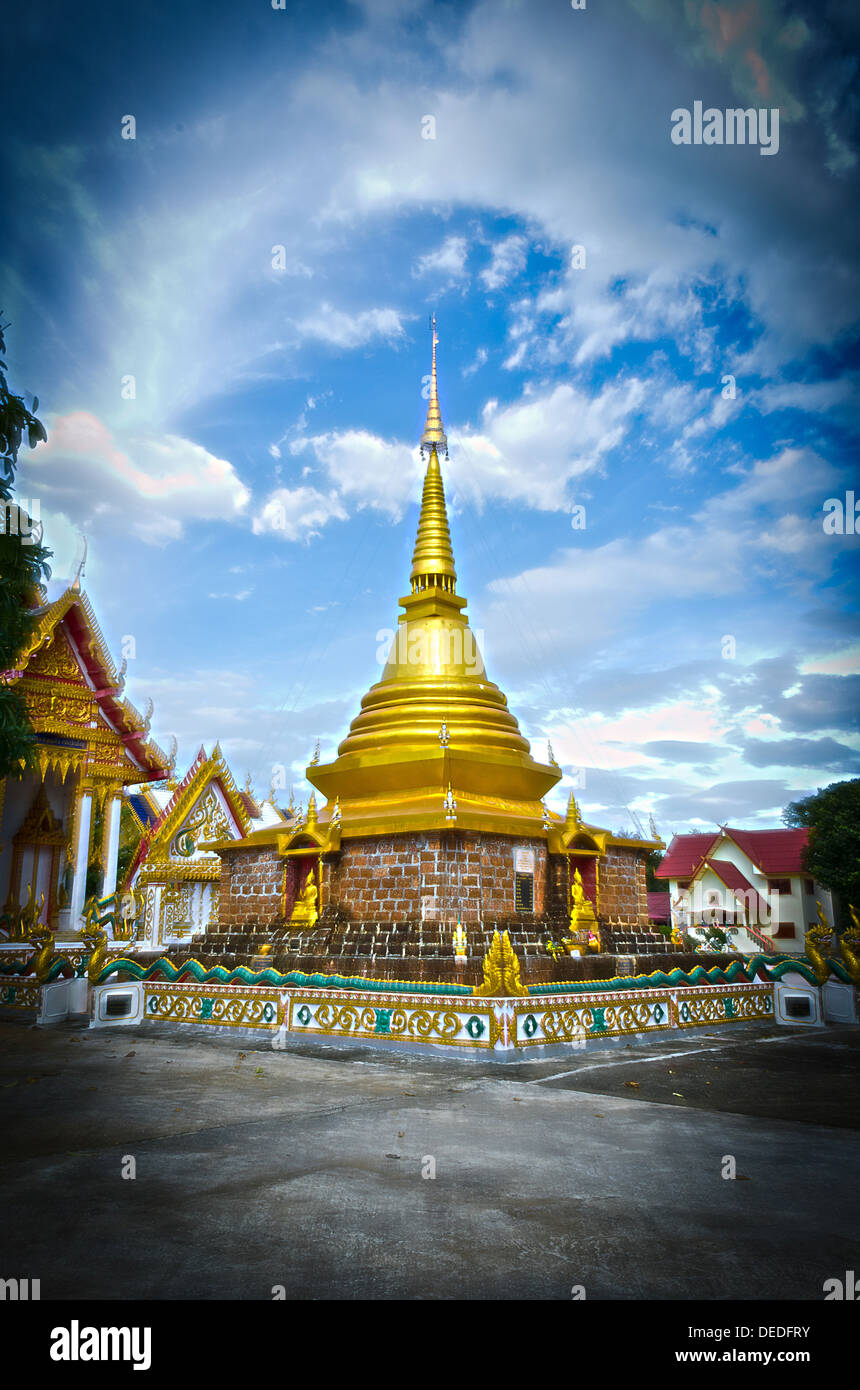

473,930,526,997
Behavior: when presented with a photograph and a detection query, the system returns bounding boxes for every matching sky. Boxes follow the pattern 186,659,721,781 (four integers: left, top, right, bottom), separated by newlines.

2,0,859,837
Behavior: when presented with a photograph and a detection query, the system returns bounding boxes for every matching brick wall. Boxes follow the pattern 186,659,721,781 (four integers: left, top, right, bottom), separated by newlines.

598,845,649,927
324,831,548,926
217,846,284,931
213,831,649,937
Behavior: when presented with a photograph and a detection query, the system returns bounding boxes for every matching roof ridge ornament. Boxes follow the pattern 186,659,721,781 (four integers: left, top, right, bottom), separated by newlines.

71,535,88,593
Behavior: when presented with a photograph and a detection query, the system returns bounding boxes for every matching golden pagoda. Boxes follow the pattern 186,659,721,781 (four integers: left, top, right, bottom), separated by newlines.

308,318,561,837
202,321,660,960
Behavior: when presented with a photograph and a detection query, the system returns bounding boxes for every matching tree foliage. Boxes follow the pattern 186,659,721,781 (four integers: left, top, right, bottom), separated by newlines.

644,847,663,892
0,314,51,779
783,778,860,925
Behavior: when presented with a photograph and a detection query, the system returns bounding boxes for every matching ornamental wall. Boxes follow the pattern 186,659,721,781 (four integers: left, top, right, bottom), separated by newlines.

214,830,649,934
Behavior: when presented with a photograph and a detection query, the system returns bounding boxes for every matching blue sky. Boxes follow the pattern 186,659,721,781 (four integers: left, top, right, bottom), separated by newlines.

3,0,859,835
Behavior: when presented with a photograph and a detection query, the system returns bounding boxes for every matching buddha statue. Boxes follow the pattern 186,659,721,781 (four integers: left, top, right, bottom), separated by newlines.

290,869,319,926
569,868,597,932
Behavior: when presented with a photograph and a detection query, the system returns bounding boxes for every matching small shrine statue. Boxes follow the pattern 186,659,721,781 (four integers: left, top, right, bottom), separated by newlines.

452,922,467,960
290,870,319,926
670,924,685,949
569,868,598,933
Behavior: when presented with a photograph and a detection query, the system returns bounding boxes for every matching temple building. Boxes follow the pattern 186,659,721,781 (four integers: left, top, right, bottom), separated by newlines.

122,746,286,953
194,326,660,982
657,826,835,955
0,581,167,942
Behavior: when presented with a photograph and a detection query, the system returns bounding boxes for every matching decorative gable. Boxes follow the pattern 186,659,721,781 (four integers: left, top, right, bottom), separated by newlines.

171,783,240,861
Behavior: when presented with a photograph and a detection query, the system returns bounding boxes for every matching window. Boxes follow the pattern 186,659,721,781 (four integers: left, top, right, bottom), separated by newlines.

773,921,796,939
515,873,534,912
804,878,815,895
767,879,792,896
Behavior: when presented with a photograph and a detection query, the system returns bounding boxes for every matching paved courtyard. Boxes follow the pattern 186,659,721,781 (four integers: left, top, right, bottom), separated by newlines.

1,1018,859,1300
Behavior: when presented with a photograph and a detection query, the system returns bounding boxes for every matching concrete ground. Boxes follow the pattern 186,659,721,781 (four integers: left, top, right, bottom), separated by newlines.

1,1017,859,1300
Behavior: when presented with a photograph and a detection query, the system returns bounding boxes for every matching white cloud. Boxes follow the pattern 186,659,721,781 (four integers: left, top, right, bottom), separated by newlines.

480,444,847,675
453,377,647,510
291,429,421,518
21,411,250,546
281,377,647,520
293,303,407,349
480,233,528,291
462,346,488,377
753,377,858,415
252,486,348,542
413,235,469,283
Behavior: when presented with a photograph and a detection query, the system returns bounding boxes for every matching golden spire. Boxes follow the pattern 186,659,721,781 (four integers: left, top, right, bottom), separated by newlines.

420,313,447,456
306,320,562,838
409,447,457,593
412,319,456,594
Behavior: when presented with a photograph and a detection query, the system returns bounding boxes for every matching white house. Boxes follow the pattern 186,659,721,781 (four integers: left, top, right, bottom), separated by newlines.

656,826,834,955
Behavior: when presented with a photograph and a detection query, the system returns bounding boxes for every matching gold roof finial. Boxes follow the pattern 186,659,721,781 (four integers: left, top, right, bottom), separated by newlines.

420,313,447,457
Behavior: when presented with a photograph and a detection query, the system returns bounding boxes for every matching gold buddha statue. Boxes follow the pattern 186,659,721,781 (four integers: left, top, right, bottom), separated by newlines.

569,868,597,931
289,870,319,926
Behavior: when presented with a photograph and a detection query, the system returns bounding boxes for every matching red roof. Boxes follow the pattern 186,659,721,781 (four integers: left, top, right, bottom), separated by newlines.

722,827,808,875
647,891,670,922
657,827,809,881
701,859,770,920
655,833,718,880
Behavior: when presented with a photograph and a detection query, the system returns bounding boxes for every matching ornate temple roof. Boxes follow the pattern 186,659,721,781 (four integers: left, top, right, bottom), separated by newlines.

124,746,286,886
2,580,168,784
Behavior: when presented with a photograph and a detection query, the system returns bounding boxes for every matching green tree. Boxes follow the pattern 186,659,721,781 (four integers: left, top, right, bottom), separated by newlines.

783,779,860,929
644,847,663,893
0,314,51,778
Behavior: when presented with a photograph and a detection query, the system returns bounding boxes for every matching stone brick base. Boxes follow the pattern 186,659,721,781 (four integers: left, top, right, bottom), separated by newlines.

321,831,549,926
211,829,651,968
